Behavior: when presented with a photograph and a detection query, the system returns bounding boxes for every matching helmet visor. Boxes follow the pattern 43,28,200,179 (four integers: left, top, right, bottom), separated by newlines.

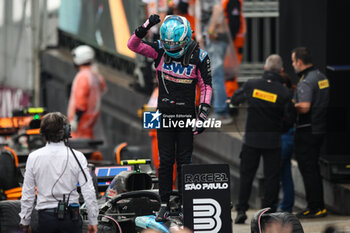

161,39,187,52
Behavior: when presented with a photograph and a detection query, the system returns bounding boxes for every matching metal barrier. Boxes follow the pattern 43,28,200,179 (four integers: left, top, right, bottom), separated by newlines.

238,0,279,82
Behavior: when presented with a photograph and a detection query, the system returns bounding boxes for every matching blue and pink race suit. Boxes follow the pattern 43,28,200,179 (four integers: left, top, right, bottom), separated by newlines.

127,34,212,117
128,33,212,203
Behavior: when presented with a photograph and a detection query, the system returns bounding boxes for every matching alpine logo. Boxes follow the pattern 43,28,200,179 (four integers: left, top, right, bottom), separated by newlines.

163,61,194,76
193,198,222,233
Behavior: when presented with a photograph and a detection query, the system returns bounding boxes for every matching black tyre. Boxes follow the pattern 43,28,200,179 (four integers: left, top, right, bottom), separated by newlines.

0,200,38,233
98,221,118,233
82,220,89,233
0,150,20,190
0,200,21,233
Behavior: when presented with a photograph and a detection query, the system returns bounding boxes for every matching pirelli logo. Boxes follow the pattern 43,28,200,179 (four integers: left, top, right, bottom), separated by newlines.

318,79,329,89
164,74,193,84
252,89,277,103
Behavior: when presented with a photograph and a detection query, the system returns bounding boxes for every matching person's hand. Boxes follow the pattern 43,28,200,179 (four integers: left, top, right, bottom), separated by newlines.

143,14,161,29
226,98,237,109
208,31,218,41
87,224,98,233
193,103,211,135
135,14,161,38
70,119,78,132
19,224,32,233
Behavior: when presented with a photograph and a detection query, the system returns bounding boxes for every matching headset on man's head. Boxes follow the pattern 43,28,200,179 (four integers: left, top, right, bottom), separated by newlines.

40,112,71,142
63,124,71,140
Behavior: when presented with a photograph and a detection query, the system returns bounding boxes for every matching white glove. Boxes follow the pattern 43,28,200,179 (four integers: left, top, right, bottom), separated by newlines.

71,119,78,132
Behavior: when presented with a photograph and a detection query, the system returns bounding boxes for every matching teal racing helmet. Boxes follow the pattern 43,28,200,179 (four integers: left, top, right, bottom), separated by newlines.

160,15,192,59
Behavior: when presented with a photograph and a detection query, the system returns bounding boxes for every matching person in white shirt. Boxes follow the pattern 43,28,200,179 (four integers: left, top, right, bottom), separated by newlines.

19,112,98,233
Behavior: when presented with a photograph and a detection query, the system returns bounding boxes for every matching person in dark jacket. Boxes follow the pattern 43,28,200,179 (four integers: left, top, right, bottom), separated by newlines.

292,47,329,218
230,54,295,224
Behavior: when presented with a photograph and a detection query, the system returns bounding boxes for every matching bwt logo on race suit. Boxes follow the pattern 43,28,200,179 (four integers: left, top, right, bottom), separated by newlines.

163,61,194,76
193,198,222,233
143,110,161,129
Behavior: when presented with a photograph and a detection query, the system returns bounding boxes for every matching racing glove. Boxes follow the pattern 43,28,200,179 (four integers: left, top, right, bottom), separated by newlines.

193,103,211,135
135,14,161,38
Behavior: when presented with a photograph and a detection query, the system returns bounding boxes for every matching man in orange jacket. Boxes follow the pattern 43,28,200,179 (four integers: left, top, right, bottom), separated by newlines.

67,45,106,139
